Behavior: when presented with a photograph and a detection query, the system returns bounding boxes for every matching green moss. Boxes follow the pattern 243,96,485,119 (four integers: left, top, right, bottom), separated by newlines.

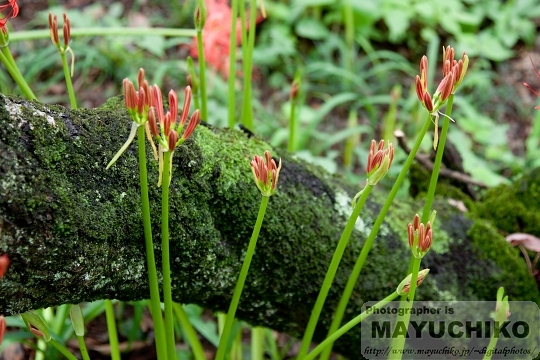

474,169,540,236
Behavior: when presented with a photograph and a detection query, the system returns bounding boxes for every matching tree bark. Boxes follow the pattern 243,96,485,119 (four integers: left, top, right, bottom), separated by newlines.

0,94,538,357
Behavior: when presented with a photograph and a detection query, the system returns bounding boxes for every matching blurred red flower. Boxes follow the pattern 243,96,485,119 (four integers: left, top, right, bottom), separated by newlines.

0,0,19,32
190,0,262,78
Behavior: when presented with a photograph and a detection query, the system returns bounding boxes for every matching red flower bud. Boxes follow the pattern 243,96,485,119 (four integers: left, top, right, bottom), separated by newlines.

0,253,10,278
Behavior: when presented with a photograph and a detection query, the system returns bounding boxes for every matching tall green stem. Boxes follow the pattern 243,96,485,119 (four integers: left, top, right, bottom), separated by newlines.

196,30,208,121
215,195,270,360
288,97,297,152
48,339,78,360
136,126,168,360
392,96,455,358
227,0,239,129
0,47,36,100
297,185,374,358
60,52,77,109
161,150,177,360
303,292,399,360
76,335,91,360
240,0,257,131
318,113,432,360
251,327,265,360
104,300,121,360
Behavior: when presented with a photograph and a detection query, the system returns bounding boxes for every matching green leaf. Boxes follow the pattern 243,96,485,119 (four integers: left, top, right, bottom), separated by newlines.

295,18,330,40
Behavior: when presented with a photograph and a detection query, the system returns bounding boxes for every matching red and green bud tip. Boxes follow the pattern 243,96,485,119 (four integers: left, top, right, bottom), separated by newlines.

366,139,394,186
397,269,430,296
251,150,282,197
408,214,433,258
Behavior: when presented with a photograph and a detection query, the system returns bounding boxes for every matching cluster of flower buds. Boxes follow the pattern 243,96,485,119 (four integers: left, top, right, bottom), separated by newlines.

407,214,433,258
366,140,394,186
250,150,282,197
415,46,468,149
397,269,430,296
415,47,468,114
492,287,511,323
48,12,71,53
106,69,155,170
148,85,200,153
523,56,540,110
124,69,153,126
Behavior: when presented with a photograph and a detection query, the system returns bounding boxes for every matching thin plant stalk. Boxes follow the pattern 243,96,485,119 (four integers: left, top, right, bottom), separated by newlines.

0,48,36,99
60,52,77,108
196,30,208,121
48,339,78,360
227,0,239,129
297,185,374,358
303,292,399,360
161,150,177,360
215,195,270,360
288,95,297,152
343,109,357,170
173,303,206,360
251,326,265,360
10,28,196,41
76,335,91,360
240,0,257,131
318,113,432,360
104,300,121,360
392,96,454,358
136,126,168,360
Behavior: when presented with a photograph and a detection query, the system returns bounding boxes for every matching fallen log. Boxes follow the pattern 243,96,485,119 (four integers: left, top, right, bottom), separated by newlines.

0,94,538,357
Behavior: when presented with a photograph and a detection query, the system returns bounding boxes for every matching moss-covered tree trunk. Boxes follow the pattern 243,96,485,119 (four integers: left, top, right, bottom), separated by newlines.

1,94,538,357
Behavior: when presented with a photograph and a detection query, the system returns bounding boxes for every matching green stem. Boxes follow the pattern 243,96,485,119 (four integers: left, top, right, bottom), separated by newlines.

0,47,36,100
173,303,206,360
240,0,257,131
10,28,196,41
196,30,208,121
215,195,270,360
251,327,264,360
76,335,91,360
318,113,432,360
60,52,77,109
297,185,374,358
104,300,121,360
392,96,455,359
161,150,177,360
288,98,296,152
48,339,78,360
136,126,168,360
303,292,399,360
227,0,239,129
482,332,499,360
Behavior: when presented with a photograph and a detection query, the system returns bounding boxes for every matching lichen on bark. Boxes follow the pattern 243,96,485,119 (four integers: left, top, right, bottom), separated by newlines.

0,94,538,357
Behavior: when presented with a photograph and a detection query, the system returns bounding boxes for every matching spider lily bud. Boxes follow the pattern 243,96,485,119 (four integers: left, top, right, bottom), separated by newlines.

366,140,394,186
194,0,207,31
22,312,52,342
408,214,433,258
70,304,85,337
48,12,72,53
397,269,430,296
492,287,511,323
251,150,282,197
0,253,9,278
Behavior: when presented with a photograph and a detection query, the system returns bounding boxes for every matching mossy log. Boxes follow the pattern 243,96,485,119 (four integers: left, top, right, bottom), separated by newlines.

1,94,538,357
